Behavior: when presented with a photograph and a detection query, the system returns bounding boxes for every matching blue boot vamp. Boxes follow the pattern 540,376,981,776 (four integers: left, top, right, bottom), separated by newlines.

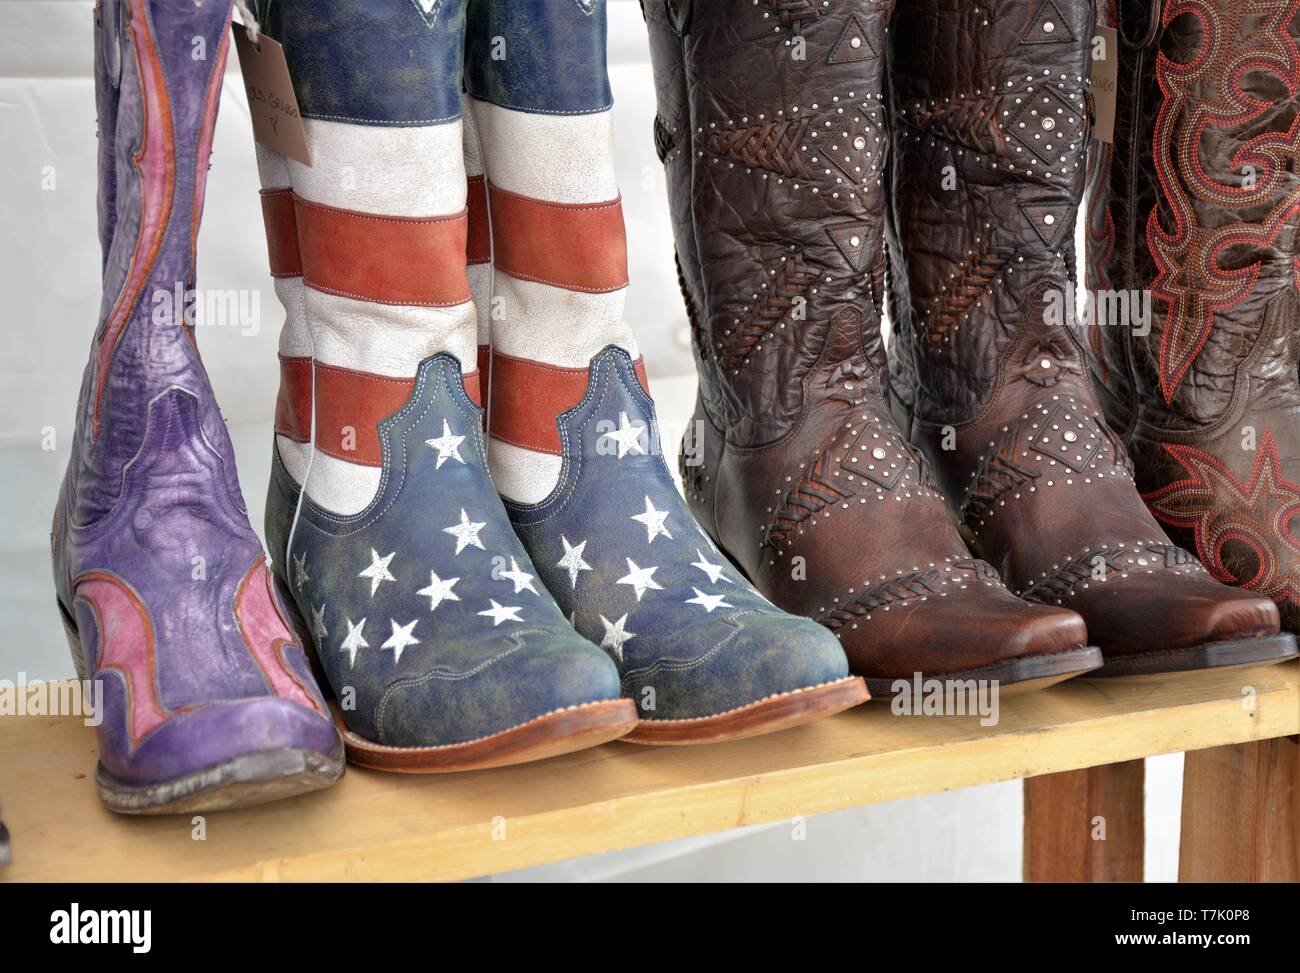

277,355,622,747
506,348,850,721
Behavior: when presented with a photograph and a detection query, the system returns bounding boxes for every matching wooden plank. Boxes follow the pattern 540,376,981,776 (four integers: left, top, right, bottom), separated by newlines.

0,662,1295,882
1179,735,1299,882
1023,760,1145,882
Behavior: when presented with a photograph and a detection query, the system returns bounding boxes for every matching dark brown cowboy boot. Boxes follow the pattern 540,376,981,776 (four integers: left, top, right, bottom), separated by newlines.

1085,0,1300,633
886,0,1297,674
644,0,1101,695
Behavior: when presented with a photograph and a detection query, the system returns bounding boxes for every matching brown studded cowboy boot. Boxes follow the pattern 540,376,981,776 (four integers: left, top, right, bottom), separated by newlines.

1085,0,1300,633
886,0,1297,674
644,0,1102,695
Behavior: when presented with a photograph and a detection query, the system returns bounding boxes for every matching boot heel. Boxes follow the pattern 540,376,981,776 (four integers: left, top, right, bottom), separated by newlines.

56,598,86,682
272,571,334,701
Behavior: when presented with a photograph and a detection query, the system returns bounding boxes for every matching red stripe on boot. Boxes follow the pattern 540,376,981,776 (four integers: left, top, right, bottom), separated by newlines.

260,189,302,278
293,195,471,307
467,175,491,266
275,357,482,467
488,350,648,456
487,184,629,294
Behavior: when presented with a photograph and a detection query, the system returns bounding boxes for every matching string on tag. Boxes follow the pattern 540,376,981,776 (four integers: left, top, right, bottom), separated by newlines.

233,0,261,46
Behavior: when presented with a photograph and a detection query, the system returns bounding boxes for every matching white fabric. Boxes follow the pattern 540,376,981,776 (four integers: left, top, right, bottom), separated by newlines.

488,438,565,505
470,99,619,203
306,290,478,377
273,278,311,358
490,276,636,366
293,447,384,517
289,117,468,217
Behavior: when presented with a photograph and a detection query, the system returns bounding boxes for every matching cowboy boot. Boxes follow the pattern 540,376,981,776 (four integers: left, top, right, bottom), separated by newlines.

253,0,637,771
644,0,1101,696
50,0,343,813
886,0,1297,674
467,0,868,741
1085,0,1300,633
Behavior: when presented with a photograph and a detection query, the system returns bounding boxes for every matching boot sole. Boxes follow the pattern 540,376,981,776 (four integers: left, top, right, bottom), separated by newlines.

95,745,345,815
333,698,639,773
58,597,345,815
621,676,869,745
1084,632,1298,677
861,645,1104,699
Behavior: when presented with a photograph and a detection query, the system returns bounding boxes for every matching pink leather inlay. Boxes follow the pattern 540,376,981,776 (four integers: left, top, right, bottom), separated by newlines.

77,572,170,748
235,559,324,716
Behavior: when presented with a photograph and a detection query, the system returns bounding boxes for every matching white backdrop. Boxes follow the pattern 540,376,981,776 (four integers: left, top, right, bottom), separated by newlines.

0,0,1183,882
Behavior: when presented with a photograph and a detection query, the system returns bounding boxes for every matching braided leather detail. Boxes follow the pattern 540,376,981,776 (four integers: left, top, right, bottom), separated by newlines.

765,449,854,550
717,253,818,370
758,0,821,31
962,433,1042,529
922,241,1013,347
1019,543,1206,603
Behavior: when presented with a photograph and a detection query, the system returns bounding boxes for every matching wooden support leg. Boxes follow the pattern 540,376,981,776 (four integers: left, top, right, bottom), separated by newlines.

1179,736,1299,882
1023,759,1145,882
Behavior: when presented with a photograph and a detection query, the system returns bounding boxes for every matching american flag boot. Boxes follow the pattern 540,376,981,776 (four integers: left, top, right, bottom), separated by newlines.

50,0,343,814
468,0,869,742
255,0,637,771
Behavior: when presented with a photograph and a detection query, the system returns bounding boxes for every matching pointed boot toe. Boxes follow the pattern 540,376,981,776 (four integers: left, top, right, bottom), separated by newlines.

95,696,343,815
1074,575,1294,677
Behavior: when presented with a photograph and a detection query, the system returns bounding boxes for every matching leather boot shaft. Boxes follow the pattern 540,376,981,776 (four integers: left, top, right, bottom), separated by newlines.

648,0,1099,689
63,0,244,537
648,0,893,451
1084,0,1300,625
887,0,1290,670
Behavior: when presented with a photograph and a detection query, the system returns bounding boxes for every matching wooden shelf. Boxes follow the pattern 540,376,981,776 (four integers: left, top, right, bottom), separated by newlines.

1,662,1296,882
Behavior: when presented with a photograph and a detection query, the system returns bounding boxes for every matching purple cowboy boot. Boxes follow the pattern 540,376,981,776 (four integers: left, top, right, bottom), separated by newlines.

50,0,343,814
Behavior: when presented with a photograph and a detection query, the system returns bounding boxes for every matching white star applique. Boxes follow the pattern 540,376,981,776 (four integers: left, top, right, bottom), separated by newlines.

617,558,662,602
631,495,672,544
599,613,635,662
686,587,733,614
601,411,647,458
690,548,733,585
293,551,310,590
381,619,421,663
416,570,460,611
310,603,328,640
556,536,593,590
424,418,466,469
444,508,487,555
499,557,538,595
339,617,368,668
358,548,397,597
478,599,523,626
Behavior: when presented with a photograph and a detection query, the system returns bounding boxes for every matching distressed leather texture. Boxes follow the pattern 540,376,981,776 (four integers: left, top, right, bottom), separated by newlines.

254,0,467,125
1084,0,1300,630
266,355,624,747
505,349,852,720
886,0,1282,657
51,0,339,790
645,0,1091,680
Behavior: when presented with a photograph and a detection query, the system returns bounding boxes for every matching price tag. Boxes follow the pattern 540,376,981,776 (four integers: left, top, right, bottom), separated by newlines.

231,24,311,166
